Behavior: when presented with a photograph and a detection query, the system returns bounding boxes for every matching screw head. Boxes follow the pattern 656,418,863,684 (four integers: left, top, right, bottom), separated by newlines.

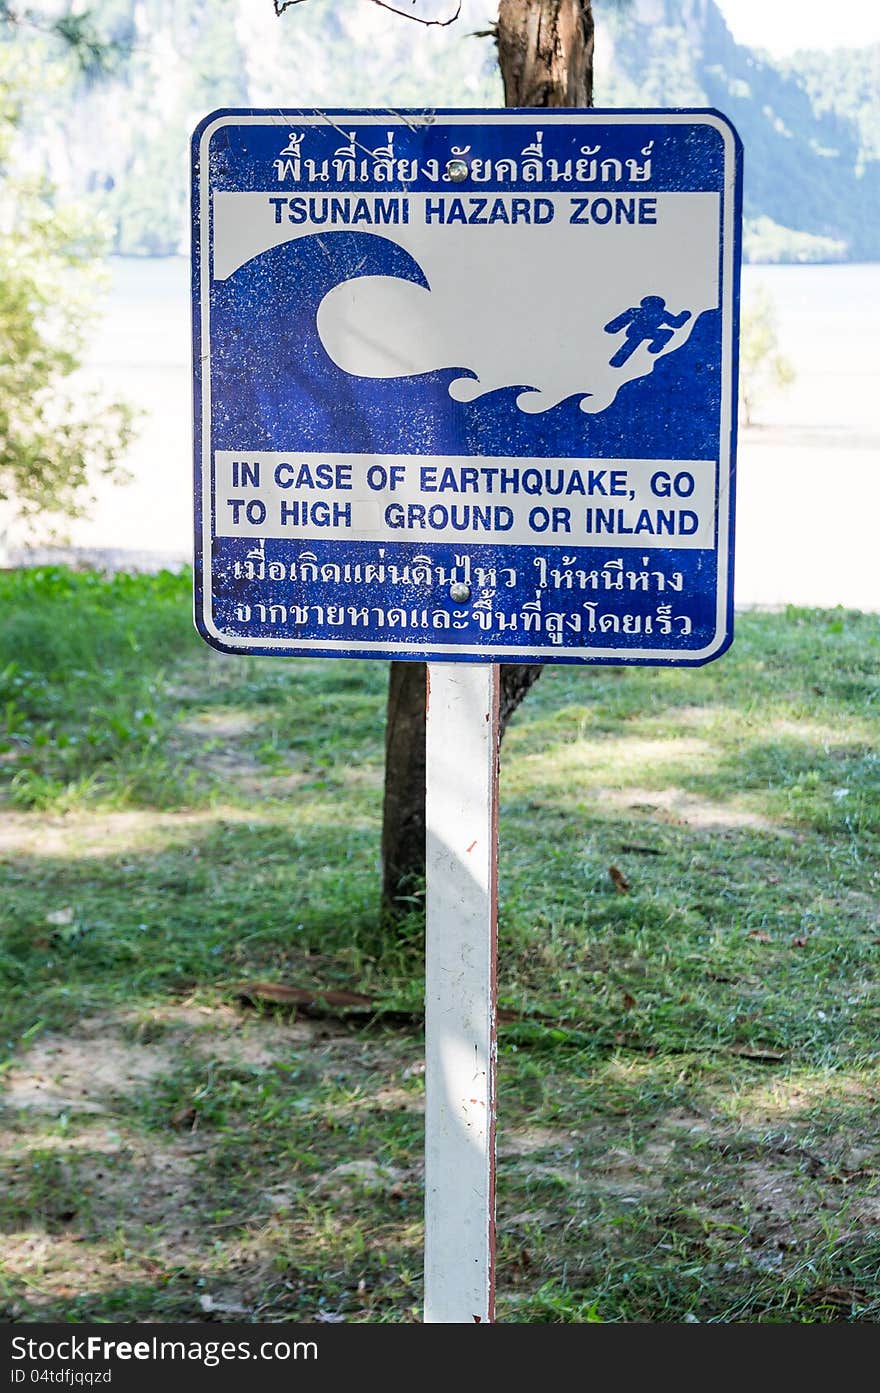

446,158,469,182
449,582,471,602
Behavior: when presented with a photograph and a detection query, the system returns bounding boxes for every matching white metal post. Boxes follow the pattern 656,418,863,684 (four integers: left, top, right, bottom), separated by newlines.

424,661,500,1324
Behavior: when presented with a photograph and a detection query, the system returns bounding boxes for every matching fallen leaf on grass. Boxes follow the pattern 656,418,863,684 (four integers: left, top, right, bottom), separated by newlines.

234,981,422,1025
730,1045,785,1062
199,1294,252,1315
613,1030,655,1054
828,1167,872,1185
170,1106,198,1130
236,981,551,1030
46,907,74,926
237,982,377,1011
790,936,810,948
621,992,637,1011
45,906,87,946
609,865,630,893
809,1284,867,1309
748,930,773,943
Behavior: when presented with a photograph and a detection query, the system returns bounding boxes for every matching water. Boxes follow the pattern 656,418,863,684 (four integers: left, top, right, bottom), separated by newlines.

31,256,880,610
737,263,879,609
64,256,194,567
740,263,877,433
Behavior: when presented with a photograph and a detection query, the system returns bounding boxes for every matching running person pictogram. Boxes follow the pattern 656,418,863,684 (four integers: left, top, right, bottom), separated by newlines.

604,295,692,368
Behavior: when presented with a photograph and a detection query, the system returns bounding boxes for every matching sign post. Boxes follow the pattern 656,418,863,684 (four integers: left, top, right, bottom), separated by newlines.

424,661,499,1323
192,106,742,1322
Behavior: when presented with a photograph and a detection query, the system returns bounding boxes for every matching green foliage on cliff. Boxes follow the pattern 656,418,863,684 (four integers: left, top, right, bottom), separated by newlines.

26,0,501,259
4,1,880,262
784,41,880,164
742,215,847,265
594,0,880,262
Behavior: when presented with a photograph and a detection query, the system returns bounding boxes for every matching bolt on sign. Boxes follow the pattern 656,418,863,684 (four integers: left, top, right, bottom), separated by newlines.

192,109,742,666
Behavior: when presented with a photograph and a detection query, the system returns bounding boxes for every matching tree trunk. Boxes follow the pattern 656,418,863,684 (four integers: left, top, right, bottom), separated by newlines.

497,0,594,108
380,0,594,916
381,660,428,914
381,660,545,915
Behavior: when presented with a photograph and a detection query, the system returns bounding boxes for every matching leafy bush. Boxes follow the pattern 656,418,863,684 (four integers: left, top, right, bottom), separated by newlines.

738,284,795,426
0,43,136,541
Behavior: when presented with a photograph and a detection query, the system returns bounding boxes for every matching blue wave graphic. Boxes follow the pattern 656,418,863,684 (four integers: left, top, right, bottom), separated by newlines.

210,231,722,460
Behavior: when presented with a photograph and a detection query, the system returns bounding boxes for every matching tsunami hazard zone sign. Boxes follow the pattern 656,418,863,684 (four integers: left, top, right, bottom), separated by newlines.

192,106,742,665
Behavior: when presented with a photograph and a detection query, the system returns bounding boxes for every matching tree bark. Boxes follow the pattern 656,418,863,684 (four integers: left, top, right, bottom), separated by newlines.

381,660,428,913
380,0,594,916
497,0,594,108
381,660,545,914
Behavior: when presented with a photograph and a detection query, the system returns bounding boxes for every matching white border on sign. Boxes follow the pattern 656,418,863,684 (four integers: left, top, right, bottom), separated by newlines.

195,110,738,664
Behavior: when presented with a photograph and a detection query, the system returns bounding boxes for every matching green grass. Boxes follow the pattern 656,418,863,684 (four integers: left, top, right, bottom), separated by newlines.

0,566,879,1323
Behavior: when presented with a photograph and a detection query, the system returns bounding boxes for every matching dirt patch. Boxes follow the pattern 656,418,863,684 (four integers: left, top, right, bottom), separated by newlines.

600,785,781,831
3,1026,176,1116
314,1160,410,1195
0,807,275,858
0,1006,422,1319
500,1119,697,1202
177,712,255,739
1,1131,216,1312
2,1007,417,1120
727,1071,880,1124
1,1007,284,1118
499,1127,568,1158
569,736,715,770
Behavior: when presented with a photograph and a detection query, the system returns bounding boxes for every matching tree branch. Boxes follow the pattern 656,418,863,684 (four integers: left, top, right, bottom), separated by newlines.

367,0,461,26
274,0,462,25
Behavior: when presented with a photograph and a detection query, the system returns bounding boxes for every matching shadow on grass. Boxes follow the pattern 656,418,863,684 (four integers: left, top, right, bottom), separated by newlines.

2,1027,880,1322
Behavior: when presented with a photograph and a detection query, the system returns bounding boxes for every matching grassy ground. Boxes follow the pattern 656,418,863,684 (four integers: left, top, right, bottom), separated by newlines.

0,565,878,1323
